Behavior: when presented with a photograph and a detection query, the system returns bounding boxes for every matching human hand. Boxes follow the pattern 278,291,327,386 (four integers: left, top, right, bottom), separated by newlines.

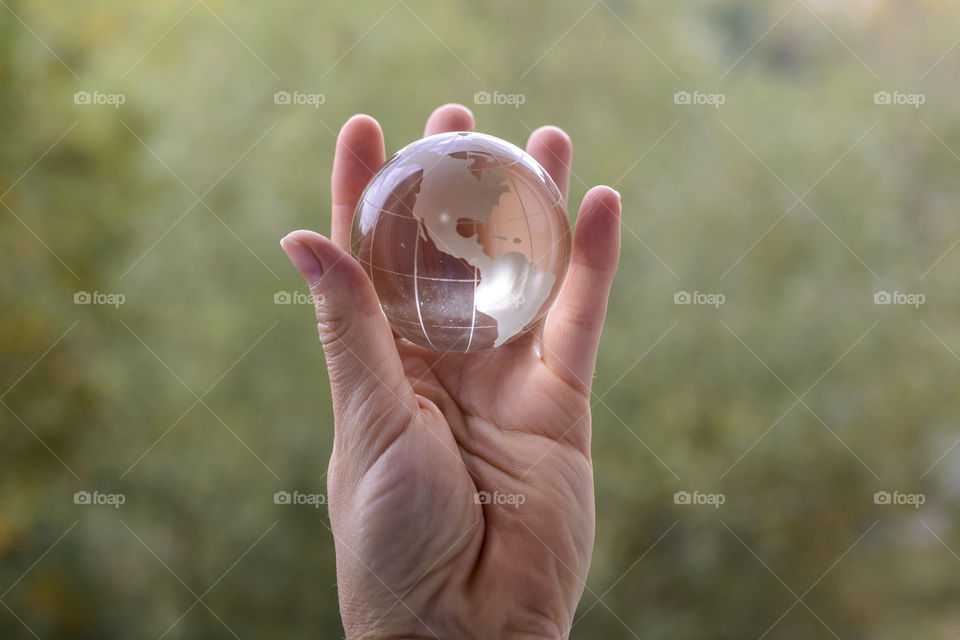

281,103,621,640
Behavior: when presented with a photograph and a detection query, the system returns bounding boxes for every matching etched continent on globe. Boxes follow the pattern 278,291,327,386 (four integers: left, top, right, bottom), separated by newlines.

351,132,571,353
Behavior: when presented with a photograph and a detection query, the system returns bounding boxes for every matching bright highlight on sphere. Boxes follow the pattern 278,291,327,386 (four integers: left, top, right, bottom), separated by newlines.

351,131,571,353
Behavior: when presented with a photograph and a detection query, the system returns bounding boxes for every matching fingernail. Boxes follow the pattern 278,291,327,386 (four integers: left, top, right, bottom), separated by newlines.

281,237,324,283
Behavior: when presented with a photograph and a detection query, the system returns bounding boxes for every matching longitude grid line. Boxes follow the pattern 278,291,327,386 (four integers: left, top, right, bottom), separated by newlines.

472,134,538,342
412,221,439,351
466,260,478,352
403,133,471,352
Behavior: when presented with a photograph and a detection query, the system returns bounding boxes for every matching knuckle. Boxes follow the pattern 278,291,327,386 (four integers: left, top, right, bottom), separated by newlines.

316,313,352,352
314,295,354,352
570,254,617,280
560,305,604,335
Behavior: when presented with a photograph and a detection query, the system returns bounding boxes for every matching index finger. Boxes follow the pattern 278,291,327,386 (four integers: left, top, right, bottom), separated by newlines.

331,114,386,251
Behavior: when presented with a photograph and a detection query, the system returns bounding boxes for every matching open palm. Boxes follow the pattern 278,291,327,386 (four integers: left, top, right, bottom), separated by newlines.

281,104,621,640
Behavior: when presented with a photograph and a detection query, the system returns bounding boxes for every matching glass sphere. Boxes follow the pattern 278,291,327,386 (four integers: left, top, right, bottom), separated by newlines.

351,131,571,353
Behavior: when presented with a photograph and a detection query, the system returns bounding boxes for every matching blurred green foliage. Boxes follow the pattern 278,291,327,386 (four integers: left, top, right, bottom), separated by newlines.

2,0,960,637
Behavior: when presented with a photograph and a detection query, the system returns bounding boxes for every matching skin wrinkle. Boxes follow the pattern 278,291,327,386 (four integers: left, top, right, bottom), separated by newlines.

464,533,574,639
539,336,597,396
351,452,472,583
332,383,415,462
454,423,530,486
458,415,589,484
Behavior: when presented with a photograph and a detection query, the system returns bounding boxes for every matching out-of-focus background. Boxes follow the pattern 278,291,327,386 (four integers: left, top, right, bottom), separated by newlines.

2,0,960,637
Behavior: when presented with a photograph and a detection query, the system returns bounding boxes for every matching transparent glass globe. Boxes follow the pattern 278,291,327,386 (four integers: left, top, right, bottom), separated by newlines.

351,131,571,353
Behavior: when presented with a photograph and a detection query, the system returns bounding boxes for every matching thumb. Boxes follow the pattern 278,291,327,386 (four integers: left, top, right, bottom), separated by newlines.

280,230,417,443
